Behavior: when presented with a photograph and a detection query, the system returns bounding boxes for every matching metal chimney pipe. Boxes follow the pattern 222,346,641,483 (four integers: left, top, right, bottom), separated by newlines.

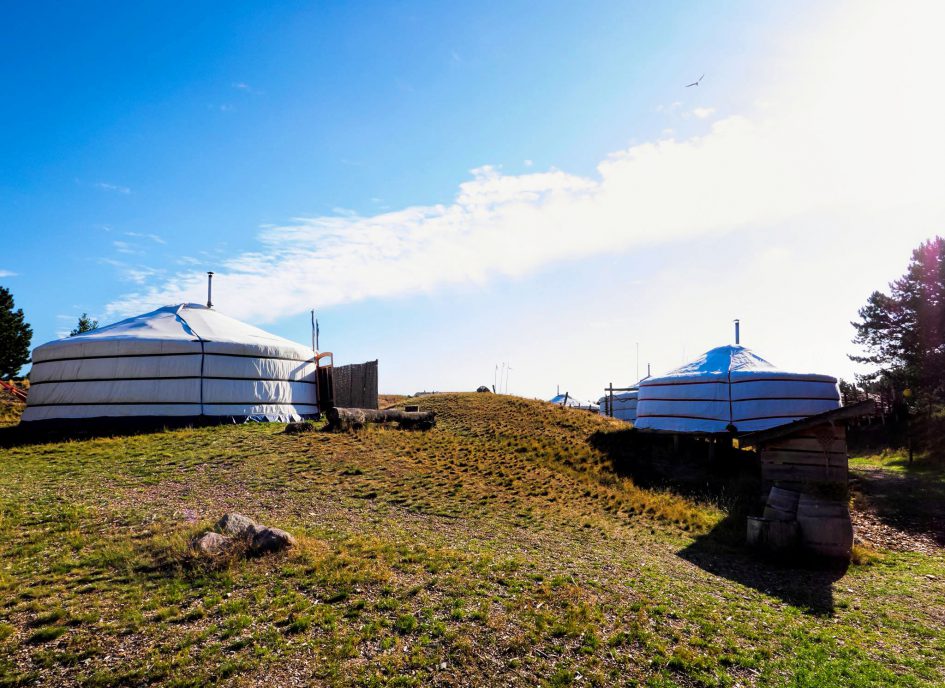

734,319,740,345
207,272,214,309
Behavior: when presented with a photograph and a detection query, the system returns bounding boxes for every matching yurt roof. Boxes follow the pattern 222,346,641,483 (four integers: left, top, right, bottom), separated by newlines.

597,389,638,405
33,304,314,363
549,393,598,409
643,345,835,384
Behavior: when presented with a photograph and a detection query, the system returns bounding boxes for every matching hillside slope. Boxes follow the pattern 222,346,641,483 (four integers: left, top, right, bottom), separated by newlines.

0,394,942,686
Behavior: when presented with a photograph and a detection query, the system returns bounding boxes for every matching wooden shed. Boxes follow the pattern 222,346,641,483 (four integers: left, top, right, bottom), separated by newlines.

741,400,875,494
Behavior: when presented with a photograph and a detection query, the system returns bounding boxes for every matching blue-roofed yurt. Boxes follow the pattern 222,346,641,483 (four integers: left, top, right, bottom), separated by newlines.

549,392,599,412
634,345,839,434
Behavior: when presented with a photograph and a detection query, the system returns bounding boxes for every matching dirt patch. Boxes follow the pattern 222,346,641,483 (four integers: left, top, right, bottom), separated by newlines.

851,507,942,555
850,466,945,553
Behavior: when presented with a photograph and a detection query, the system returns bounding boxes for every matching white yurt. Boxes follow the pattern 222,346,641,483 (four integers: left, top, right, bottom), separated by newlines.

634,345,839,434
598,388,639,423
21,303,318,426
549,392,599,412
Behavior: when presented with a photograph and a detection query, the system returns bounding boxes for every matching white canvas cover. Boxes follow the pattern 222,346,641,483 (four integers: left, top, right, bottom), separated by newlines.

634,345,839,434
549,393,599,411
597,388,639,422
22,304,318,424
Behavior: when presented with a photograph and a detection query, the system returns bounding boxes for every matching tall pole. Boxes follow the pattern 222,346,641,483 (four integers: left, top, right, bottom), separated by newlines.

734,319,740,345
311,310,316,353
206,272,214,309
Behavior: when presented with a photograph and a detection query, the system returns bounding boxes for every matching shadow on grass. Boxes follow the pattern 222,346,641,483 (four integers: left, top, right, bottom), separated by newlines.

588,428,759,510
0,417,223,448
589,427,845,615
849,460,945,547
677,514,847,616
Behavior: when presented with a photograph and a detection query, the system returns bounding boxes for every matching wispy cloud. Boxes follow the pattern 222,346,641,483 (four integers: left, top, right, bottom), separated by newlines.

106,1,945,330
125,231,166,245
0,269,17,278
95,182,131,194
691,106,715,119
99,258,164,284
112,240,141,255
232,82,262,95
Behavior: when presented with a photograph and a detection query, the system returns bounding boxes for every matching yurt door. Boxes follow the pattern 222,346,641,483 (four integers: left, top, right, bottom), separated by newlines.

315,352,335,412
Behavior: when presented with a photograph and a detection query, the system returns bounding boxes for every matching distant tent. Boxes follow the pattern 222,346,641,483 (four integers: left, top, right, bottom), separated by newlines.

598,387,639,423
634,345,839,434
21,304,318,426
549,392,599,412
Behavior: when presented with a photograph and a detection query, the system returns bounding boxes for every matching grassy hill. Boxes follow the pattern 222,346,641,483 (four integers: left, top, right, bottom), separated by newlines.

0,393,942,686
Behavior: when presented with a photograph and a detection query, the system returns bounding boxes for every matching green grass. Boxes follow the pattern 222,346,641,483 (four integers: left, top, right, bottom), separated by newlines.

0,393,942,686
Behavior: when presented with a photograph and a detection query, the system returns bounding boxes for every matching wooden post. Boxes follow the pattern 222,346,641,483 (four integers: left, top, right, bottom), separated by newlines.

608,382,614,417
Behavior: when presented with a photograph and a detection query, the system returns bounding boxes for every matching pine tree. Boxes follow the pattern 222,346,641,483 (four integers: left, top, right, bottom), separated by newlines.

0,286,32,379
851,237,945,401
69,313,98,337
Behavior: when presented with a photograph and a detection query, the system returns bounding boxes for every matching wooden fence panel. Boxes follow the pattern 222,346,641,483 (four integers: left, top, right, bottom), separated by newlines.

332,360,379,410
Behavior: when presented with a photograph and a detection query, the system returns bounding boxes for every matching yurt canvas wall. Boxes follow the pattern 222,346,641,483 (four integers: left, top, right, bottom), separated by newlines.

22,304,318,425
598,389,638,422
634,345,839,434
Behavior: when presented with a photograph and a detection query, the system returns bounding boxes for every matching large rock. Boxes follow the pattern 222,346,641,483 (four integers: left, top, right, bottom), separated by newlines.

217,513,260,539
250,526,296,555
194,531,232,556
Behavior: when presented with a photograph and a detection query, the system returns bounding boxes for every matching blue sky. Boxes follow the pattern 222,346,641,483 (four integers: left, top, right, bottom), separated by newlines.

3,1,944,400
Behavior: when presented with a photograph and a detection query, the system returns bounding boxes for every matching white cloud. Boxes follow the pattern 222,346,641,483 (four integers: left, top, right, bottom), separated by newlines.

0,269,17,278
691,106,715,119
95,182,131,194
107,0,945,352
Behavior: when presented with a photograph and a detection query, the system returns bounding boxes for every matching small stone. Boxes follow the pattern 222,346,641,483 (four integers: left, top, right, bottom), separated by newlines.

250,526,296,554
216,513,260,538
194,531,231,556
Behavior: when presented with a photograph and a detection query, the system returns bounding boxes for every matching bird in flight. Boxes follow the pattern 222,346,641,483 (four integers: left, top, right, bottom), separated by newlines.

686,74,705,88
